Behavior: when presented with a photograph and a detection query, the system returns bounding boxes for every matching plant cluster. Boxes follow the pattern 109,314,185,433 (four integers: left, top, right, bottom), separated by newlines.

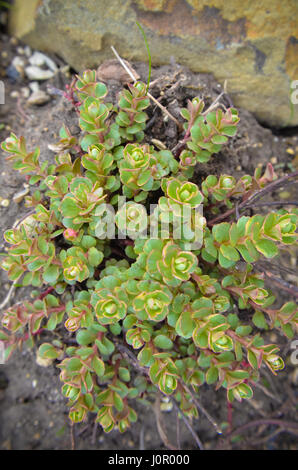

0,69,297,435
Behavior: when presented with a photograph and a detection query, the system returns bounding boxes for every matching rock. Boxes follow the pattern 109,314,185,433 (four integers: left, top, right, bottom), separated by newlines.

10,90,20,99
0,199,10,207
97,59,139,83
13,187,29,203
11,56,26,77
29,81,39,92
27,89,51,106
8,0,298,128
24,45,32,57
21,87,30,98
29,51,58,72
25,65,54,80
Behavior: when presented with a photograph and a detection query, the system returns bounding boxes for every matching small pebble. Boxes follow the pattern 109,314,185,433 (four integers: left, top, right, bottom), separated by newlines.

36,355,53,368
29,81,39,93
11,56,26,77
151,138,167,150
24,46,32,57
21,87,30,98
0,199,10,207
160,401,173,412
27,89,51,106
16,47,25,55
13,187,29,204
25,65,54,81
60,65,71,77
269,332,277,342
279,190,291,199
10,90,20,99
6,64,20,81
10,37,18,46
32,380,37,388
291,368,298,386
29,51,58,73
97,59,139,84
270,156,277,164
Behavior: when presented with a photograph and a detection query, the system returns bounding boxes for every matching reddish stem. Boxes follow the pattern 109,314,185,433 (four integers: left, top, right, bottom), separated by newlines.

227,400,233,434
38,286,55,300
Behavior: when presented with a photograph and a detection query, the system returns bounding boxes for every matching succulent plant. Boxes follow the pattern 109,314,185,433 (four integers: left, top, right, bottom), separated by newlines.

0,69,297,439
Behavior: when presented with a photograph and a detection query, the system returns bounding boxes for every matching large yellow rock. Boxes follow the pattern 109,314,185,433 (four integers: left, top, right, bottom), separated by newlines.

9,0,298,127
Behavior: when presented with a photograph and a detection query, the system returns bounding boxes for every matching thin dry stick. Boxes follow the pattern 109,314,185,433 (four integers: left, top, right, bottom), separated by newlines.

0,279,17,310
252,381,281,404
202,80,228,116
208,170,298,226
176,407,181,450
262,271,298,298
153,394,178,450
70,421,75,450
13,209,37,229
257,260,297,277
139,425,145,450
111,46,182,130
227,418,298,439
183,384,222,435
244,200,298,208
115,340,204,449
171,399,204,450
172,81,228,158
91,421,98,445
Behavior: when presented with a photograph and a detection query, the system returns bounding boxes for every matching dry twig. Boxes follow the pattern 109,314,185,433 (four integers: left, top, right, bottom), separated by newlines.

111,46,182,130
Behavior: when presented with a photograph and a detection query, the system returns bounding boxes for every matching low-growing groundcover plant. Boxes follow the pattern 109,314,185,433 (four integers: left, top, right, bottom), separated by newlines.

0,69,297,438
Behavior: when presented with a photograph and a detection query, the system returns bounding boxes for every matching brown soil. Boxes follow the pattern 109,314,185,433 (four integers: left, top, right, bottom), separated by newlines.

0,32,297,450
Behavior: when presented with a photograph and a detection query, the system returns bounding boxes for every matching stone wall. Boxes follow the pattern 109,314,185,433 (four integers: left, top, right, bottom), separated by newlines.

8,0,298,127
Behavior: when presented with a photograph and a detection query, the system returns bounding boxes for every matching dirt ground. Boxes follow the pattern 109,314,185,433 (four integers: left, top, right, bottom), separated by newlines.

0,30,297,450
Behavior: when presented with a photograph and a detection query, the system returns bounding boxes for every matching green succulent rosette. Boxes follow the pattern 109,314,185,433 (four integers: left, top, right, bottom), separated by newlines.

208,331,234,353
119,144,157,194
64,293,94,332
81,144,118,190
116,81,150,141
160,241,198,284
150,150,178,179
115,201,148,239
61,247,90,283
132,281,173,322
79,96,111,135
75,70,108,102
124,144,150,169
228,383,253,402
139,239,198,287
264,353,285,373
149,358,179,395
92,286,128,325
162,178,203,213
60,177,106,227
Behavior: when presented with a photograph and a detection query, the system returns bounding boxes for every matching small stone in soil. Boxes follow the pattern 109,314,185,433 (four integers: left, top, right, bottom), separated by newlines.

13,187,29,204
25,65,54,81
27,90,51,106
0,199,10,207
